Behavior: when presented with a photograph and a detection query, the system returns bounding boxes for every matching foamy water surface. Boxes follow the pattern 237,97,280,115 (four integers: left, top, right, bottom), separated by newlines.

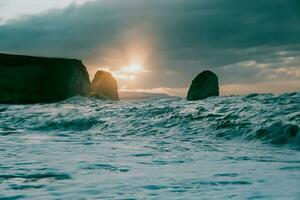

1,92,300,199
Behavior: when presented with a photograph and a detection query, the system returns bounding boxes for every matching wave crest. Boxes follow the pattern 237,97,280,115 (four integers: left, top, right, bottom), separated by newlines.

0,92,299,147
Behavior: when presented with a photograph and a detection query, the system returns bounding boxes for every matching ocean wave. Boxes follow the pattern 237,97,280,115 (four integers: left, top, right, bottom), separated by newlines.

0,92,299,147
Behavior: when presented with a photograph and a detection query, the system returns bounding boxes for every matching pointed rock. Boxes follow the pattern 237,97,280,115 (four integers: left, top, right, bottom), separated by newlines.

187,70,219,101
91,70,119,101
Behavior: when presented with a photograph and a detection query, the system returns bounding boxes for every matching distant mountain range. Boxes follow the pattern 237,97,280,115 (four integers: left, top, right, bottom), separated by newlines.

119,91,170,100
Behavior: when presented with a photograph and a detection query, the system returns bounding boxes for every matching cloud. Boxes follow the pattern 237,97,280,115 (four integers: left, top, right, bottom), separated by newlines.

0,0,91,24
0,0,299,93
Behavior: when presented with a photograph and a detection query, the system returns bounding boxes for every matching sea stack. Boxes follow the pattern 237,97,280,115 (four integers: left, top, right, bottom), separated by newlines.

91,70,119,101
187,70,219,101
0,53,91,104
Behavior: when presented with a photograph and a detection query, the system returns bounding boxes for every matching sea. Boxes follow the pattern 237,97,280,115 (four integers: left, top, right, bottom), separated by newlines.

0,92,300,199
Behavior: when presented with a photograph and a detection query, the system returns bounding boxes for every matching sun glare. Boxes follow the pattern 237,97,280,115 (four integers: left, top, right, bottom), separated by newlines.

113,63,145,80
121,64,143,74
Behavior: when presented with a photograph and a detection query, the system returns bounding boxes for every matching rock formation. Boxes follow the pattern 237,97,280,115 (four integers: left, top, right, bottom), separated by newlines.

91,70,119,101
0,53,91,103
187,70,219,101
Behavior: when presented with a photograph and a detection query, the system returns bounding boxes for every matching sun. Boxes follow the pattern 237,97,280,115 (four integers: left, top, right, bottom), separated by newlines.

121,64,143,74
113,63,144,80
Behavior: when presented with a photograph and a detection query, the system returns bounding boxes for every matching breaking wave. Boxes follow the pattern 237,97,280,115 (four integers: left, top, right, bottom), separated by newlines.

0,92,299,147
1,92,300,199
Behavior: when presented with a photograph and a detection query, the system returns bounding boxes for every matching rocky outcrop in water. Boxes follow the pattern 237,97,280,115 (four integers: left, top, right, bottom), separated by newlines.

0,53,91,104
91,70,119,101
187,70,219,101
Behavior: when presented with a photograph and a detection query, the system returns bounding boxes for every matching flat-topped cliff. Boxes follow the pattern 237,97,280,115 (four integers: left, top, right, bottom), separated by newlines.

0,53,91,103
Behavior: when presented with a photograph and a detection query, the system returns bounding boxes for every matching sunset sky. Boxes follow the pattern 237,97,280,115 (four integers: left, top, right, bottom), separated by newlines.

0,0,299,96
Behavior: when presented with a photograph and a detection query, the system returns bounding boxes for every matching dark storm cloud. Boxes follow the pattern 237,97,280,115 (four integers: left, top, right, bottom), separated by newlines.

0,0,299,89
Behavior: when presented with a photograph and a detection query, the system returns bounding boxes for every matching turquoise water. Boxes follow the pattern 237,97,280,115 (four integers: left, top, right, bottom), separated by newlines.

1,93,300,199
